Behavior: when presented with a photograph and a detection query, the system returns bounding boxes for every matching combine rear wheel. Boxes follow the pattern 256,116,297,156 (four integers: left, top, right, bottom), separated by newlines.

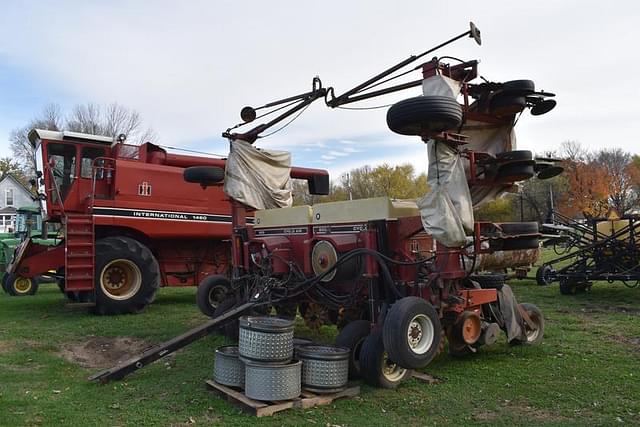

94,237,159,315
360,329,412,389
196,275,231,317
4,273,39,296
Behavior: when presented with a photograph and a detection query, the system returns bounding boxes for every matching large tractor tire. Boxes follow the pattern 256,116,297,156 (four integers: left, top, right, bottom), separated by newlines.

387,96,463,136
94,237,159,315
4,273,39,296
196,275,232,317
382,296,442,369
359,329,412,389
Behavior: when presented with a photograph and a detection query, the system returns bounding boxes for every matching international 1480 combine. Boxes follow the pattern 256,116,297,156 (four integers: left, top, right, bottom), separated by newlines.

5,129,328,314
92,23,563,388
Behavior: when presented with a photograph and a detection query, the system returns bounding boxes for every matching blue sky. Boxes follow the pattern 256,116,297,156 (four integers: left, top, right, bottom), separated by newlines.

1,0,639,179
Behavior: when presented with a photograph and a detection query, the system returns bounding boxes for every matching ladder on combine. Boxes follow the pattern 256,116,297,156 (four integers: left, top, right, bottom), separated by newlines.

64,214,95,295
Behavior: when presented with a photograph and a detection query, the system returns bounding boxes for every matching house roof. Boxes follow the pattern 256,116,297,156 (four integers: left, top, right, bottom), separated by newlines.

0,173,37,199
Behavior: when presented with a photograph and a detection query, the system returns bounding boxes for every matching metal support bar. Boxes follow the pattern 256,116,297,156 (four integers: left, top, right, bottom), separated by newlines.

88,301,255,383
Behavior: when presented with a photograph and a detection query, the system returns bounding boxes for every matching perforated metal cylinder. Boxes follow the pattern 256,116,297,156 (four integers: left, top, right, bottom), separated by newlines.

213,346,244,388
244,361,302,401
296,345,349,393
238,316,294,364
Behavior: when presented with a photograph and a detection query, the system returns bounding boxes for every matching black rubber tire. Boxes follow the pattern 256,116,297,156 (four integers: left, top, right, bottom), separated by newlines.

559,278,576,295
93,237,160,315
382,297,441,370
4,273,39,296
511,303,544,345
335,319,370,380
212,296,240,341
499,222,539,235
501,237,540,250
1,273,9,294
496,162,535,181
536,264,554,286
490,94,526,117
360,329,412,389
502,79,535,94
470,274,506,290
495,150,534,163
386,96,462,136
559,279,588,295
196,275,231,317
183,166,225,186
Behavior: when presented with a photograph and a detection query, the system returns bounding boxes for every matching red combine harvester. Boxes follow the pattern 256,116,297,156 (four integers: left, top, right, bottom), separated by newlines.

91,22,561,387
6,131,328,314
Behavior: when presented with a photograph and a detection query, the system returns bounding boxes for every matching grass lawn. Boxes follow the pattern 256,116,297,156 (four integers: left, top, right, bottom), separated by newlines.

1,254,639,426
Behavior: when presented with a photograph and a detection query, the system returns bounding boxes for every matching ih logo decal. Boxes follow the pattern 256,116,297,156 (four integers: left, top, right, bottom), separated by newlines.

138,181,152,196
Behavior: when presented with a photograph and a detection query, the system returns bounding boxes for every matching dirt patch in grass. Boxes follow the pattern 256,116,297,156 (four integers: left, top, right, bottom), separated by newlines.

0,340,13,354
473,401,565,423
58,336,152,368
581,304,640,316
609,334,640,352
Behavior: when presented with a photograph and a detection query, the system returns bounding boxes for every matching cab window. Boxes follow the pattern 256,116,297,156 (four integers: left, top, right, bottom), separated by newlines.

80,147,106,179
47,143,77,202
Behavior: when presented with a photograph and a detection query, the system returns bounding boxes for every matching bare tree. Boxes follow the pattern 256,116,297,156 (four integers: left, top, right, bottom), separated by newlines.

9,102,156,177
560,140,589,162
66,103,156,144
9,103,63,176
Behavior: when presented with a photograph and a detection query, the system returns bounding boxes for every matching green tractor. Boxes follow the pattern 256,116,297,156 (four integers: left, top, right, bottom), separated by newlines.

1,206,59,296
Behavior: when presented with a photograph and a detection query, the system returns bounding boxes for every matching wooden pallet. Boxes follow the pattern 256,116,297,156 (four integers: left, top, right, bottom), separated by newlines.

205,380,360,417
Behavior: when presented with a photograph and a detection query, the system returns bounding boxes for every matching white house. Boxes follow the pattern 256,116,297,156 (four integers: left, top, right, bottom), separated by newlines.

0,174,38,233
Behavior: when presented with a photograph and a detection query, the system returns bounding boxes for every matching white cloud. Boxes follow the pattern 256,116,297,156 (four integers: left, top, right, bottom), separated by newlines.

328,150,349,157
342,146,361,153
321,155,336,161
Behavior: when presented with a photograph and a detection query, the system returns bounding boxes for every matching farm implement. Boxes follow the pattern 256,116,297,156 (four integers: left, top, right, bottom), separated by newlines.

92,22,560,388
538,210,640,293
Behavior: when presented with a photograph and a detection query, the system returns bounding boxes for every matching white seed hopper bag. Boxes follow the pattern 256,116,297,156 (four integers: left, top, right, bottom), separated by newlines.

417,141,474,248
223,139,293,210
461,119,518,207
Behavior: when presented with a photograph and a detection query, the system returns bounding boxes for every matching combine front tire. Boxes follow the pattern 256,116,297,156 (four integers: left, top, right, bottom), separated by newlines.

94,237,159,315
360,329,412,389
382,296,442,369
196,275,231,317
